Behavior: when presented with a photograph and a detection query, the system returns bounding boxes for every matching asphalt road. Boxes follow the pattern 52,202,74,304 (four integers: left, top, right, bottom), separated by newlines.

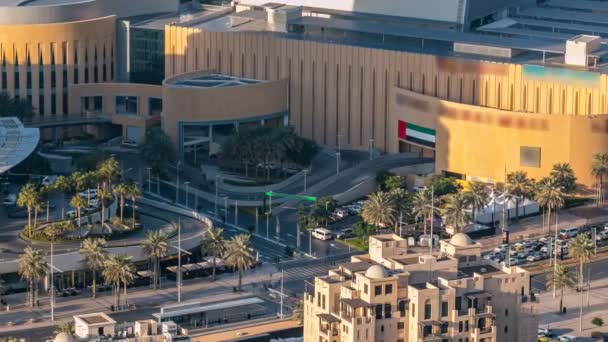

530,257,608,294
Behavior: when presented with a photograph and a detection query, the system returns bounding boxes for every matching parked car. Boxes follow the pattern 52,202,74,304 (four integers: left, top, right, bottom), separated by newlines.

494,244,509,253
312,228,333,240
559,227,579,239
65,210,77,219
334,209,348,219
79,189,98,199
121,139,139,148
336,228,354,240
558,335,576,342
88,198,100,208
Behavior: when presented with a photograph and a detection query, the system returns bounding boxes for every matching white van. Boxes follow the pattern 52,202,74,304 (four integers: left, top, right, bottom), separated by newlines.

312,228,333,241
559,227,579,239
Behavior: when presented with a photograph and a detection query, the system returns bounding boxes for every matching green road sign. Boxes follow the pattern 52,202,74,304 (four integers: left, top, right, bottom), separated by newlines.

264,191,317,202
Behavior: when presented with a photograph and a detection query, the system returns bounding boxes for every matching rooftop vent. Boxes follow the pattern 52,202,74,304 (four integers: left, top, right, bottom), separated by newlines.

565,35,601,67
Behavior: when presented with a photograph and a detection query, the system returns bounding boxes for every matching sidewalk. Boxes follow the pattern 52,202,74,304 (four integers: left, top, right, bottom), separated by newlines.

538,276,608,340
0,263,282,332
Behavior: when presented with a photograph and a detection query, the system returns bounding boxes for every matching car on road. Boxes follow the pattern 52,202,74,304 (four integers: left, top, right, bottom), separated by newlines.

312,228,333,240
65,210,77,219
88,198,100,208
41,175,58,186
336,228,354,240
558,335,575,342
334,209,348,219
2,193,16,207
526,253,543,262
538,327,554,338
121,139,139,148
79,189,98,199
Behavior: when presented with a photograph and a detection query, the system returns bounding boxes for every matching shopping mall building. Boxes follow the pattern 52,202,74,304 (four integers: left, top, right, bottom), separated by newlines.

3,0,608,187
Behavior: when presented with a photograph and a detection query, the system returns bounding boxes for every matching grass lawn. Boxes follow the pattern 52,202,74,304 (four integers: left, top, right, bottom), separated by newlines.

337,237,369,251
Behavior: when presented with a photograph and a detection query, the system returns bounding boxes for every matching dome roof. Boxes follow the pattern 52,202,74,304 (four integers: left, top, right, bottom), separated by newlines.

54,332,74,342
450,233,475,247
365,265,388,279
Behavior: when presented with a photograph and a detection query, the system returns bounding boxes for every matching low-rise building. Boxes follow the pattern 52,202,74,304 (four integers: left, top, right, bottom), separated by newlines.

303,233,538,342
74,312,117,339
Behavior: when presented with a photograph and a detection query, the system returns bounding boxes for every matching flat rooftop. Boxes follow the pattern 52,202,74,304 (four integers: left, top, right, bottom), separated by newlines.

457,264,505,279
167,3,608,73
170,74,265,88
0,117,39,174
0,0,82,6
75,312,116,326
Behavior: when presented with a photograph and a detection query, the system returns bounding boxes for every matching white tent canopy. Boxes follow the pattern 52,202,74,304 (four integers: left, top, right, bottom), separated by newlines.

475,192,540,225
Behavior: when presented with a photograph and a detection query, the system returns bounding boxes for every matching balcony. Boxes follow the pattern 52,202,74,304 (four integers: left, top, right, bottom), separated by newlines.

320,327,339,337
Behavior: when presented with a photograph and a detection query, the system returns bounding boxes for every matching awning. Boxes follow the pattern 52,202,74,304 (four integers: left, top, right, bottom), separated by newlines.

317,313,341,323
466,291,492,300
340,298,374,308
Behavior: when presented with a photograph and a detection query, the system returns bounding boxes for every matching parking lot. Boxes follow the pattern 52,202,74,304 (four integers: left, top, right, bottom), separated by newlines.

482,224,608,268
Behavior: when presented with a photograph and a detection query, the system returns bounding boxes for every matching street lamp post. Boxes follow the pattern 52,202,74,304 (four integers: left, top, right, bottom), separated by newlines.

234,200,238,226
303,169,308,192
146,167,151,193
266,212,270,239
184,182,190,209
336,152,340,175
171,219,191,303
175,161,181,204
215,175,220,217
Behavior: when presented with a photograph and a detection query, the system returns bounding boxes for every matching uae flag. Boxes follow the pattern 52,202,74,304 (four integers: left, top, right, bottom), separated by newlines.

398,120,435,148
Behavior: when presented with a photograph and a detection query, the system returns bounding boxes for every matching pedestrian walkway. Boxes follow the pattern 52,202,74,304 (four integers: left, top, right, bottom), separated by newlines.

538,275,608,340
0,263,284,332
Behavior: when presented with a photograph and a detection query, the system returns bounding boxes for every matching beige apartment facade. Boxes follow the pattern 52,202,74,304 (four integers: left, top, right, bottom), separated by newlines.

303,233,537,342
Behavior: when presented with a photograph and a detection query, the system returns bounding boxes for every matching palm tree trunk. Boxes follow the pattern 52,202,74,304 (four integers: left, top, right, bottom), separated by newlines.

34,208,38,229
547,207,552,237
77,208,81,228
579,259,584,332
101,205,105,225
27,207,32,237
120,195,124,223
238,269,243,292
34,281,38,307
423,214,428,236
29,280,34,307
560,288,564,313
92,270,97,299
123,282,127,307
115,284,120,310
153,257,157,290
46,201,50,223
132,198,136,230
212,255,217,281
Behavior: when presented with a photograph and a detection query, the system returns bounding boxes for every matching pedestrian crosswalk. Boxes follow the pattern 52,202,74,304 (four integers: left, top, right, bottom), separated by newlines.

281,264,334,282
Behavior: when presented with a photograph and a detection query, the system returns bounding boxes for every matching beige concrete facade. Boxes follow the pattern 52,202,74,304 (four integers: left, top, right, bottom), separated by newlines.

165,26,608,149
303,233,537,342
165,26,608,188
162,70,288,147
68,82,162,138
389,87,608,188
0,15,116,117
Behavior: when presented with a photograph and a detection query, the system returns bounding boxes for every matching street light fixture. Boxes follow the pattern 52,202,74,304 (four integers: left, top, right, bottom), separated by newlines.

184,182,190,209
171,219,192,303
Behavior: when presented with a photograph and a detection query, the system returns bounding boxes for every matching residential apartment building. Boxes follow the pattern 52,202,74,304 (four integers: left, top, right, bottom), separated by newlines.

303,233,538,342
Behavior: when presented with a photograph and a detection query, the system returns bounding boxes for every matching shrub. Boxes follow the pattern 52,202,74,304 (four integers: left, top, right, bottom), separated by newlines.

591,331,604,338
592,317,604,327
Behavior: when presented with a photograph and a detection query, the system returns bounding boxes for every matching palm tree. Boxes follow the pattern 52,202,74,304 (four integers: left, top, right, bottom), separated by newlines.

506,171,534,220
103,254,135,310
127,184,141,229
53,175,72,219
202,227,226,281
465,181,490,222
97,188,113,225
70,171,97,208
389,188,412,230
570,234,595,332
361,191,396,228
18,247,48,307
39,185,54,223
53,321,74,335
547,264,576,314
17,183,39,237
412,188,436,235
550,163,577,194
113,183,129,224
535,177,564,233
591,152,608,205
97,157,120,189
142,231,168,290
225,234,255,292
441,192,470,234
70,195,87,231
79,238,107,299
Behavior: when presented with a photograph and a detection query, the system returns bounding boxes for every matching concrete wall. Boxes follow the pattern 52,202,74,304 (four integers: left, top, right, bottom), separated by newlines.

0,15,117,116
162,70,289,145
389,87,608,188
165,26,608,154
